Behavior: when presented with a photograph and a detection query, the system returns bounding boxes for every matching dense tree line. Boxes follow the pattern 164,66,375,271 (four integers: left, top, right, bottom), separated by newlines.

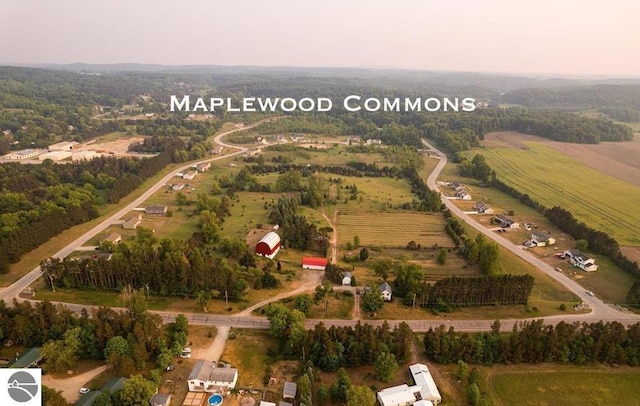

40,228,252,299
305,321,413,372
268,196,329,254
598,106,640,122
0,141,183,272
424,275,534,308
424,320,640,366
501,85,640,110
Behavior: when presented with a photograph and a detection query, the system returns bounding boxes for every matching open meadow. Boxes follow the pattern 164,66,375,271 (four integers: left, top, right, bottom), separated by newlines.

469,141,640,246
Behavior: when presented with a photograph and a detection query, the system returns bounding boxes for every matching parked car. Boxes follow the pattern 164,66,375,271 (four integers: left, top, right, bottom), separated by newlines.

182,347,192,353
166,364,175,371
79,388,90,395
180,353,191,359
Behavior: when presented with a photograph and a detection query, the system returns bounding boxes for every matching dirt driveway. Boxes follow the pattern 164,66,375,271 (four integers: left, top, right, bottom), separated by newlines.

42,365,107,403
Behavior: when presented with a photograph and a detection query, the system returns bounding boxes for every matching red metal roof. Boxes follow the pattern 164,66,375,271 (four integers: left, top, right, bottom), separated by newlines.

302,257,328,266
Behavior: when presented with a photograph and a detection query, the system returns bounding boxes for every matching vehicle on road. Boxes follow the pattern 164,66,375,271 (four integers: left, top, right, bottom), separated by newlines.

79,388,90,395
586,290,595,297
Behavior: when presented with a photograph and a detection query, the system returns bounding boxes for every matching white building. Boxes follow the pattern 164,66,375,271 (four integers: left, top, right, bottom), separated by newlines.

564,249,598,272
188,360,238,392
380,282,393,301
48,141,78,151
531,231,556,247
377,364,441,406
39,151,72,161
4,149,40,160
183,171,197,180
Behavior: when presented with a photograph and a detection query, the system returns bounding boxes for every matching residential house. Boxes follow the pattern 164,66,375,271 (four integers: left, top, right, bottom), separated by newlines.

183,171,197,180
563,249,598,272
172,183,186,191
495,215,519,229
145,205,168,215
196,162,211,172
473,202,494,215
102,232,122,245
188,360,238,392
531,231,556,247
380,282,393,301
123,214,142,229
455,190,472,200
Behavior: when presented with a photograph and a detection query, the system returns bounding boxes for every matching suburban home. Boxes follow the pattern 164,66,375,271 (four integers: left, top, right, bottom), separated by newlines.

283,381,297,400
563,249,598,272
380,282,393,301
301,256,328,271
473,202,494,215
455,190,472,200
377,363,441,406
183,170,198,180
145,205,168,215
531,231,556,247
256,232,281,259
342,272,352,286
150,394,172,406
172,183,186,191
495,215,519,229
188,360,238,392
210,146,224,155
123,214,142,229
451,182,461,190
196,162,211,172
102,231,122,245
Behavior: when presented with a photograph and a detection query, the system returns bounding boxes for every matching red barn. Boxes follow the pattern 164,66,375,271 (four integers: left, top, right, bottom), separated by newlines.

302,257,328,271
255,231,281,259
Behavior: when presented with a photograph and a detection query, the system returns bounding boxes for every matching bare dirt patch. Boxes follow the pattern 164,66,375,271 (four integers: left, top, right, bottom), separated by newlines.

621,247,640,264
86,136,147,154
484,132,640,187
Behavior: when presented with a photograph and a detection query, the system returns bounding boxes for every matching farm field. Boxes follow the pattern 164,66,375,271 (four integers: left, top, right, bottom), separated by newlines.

487,367,640,405
469,142,640,246
337,210,452,248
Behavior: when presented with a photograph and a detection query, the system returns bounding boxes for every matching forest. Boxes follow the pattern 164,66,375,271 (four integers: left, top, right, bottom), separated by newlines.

424,319,640,366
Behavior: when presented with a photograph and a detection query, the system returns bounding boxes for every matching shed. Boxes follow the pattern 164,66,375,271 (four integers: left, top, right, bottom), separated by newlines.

283,381,297,400
256,232,281,259
341,272,352,286
302,257,328,271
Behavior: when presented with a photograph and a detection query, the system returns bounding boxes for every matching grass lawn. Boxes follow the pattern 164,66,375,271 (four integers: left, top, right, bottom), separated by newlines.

467,142,640,246
258,291,354,319
487,366,640,405
338,211,452,249
220,329,276,389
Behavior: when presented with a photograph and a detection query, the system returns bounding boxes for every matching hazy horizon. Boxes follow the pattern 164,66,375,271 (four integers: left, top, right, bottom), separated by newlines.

2,0,639,76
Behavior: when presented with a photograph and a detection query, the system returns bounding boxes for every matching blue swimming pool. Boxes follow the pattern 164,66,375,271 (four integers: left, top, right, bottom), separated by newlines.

208,394,223,406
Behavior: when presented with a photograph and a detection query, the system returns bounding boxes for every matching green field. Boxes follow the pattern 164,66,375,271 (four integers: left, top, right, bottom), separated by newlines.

472,142,640,246
488,369,640,405
338,210,452,248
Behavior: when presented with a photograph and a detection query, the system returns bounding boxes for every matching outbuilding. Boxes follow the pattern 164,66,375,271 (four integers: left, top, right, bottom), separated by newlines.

302,257,328,271
256,232,281,259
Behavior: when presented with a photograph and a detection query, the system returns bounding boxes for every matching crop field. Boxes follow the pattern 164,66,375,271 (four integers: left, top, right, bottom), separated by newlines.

488,368,640,405
338,210,452,248
472,142,640,246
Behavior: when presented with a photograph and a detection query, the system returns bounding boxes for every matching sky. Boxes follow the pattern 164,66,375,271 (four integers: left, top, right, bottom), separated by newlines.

1,0,639,76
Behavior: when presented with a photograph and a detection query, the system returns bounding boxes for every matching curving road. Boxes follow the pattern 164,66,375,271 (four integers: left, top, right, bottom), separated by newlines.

1,129,638,333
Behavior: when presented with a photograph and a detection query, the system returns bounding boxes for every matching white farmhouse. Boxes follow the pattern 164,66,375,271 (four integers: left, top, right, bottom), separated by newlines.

188,360,238,392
